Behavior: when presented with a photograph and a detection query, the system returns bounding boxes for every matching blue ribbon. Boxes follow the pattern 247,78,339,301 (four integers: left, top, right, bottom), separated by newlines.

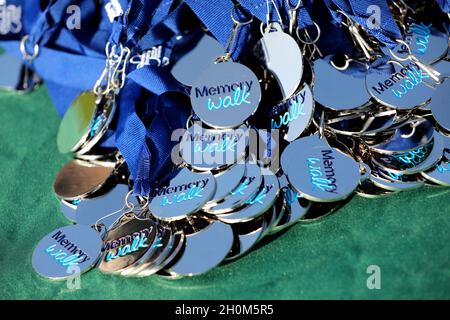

113,0,192,195
322,0,403,48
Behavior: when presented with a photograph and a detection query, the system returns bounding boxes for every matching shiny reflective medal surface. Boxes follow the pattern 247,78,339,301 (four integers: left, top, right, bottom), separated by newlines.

203,162,246,208
60,200,78,222
255,23,303,99
366,59,434,110
75,184,138,230
53,159,115,200
190,61,261,128
314,56,370,110
282,134,362,202
32,225,102,280
57,92,99,154
383,21,448,65
98,217,159,274
148,168,216,221
422,156,450,186
171,33,224,86
76,95,116,156
218,168,279,224
168,220,233,276
268,174,311,234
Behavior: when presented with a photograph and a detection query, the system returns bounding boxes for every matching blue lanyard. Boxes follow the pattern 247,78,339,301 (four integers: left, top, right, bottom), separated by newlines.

114,0,192,196
322,0,403,48
436,0,450,13
184,0,252,60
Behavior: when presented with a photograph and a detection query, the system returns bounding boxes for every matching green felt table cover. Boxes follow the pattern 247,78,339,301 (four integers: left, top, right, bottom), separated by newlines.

0,87,449,300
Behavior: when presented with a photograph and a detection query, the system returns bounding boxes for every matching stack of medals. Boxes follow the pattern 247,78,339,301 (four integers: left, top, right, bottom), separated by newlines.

31,1,450,280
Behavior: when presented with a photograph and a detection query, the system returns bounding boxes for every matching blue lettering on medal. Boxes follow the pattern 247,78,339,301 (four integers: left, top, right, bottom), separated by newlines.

207,86,251,111
105,234,149,262
436,161,450,174
271,94,306,129
392,65,430,99
410,23,432,55
392,146,427,165
306,150,338,194
194,137,237,153
160,186,204,207
45,244,84,268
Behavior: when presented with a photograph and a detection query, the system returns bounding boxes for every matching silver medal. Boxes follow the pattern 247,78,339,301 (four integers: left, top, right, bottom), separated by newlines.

180,123,248,171
171,33,224,86
149,168,216,221
283,134,362,202
190,61,261,128
313,56,370,110
32,225,102,280
255,23,303,99
75,184,138,230
422,157,450,186
268,174,311,234
383,22,448,65
270,84,314,142
53,160,115,201
98,217,160,274
367,118,434,154
366,60,434,110
168,220,233,276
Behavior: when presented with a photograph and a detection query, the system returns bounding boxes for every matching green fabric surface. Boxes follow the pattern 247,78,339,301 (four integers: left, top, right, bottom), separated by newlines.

0,86,449,300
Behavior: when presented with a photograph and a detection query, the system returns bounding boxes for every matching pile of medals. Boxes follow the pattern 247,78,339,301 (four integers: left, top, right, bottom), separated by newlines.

20,1,450,280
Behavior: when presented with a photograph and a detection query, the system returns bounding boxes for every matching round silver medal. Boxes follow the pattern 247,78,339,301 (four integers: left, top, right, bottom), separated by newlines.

366,60,434,110
383,22,448,65
53,159,115,200
168,220,233,276
372,132,445,175
32,225,102,280
270,84,314,142
283,135,362,202
75,184,139,230
268,174,311,234
57,91,99,154
190,61,261,128
98,217,160,274
313,56,370,110
171,34,224,86
149,168,215,221
180,123,248,171
255,23,303,99
226,217,267,261
75,96,116,156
